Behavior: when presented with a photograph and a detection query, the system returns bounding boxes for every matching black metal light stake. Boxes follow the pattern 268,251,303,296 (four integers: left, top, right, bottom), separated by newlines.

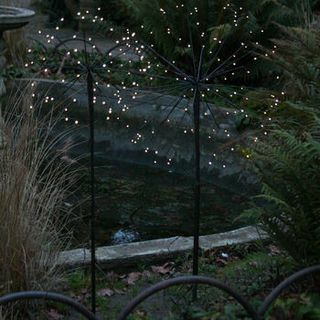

86,68,96,314
138,42,207,299
192,90,201,255
48,31,126,315
192,86,201,299
192,47,204,299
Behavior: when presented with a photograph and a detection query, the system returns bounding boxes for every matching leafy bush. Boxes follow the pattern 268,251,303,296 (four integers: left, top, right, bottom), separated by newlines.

119,0,251,73
118,0,319,83
37,0,79,27
98,0,132,27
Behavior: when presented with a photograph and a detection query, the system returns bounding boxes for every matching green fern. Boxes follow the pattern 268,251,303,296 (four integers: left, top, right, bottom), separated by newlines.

258,24,320,100
245,122,320,266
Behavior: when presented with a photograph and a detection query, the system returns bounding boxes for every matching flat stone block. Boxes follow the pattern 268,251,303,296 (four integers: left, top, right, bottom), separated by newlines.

199,226,268,251
57,226,267,269
96,236,194,269
58,248,91,268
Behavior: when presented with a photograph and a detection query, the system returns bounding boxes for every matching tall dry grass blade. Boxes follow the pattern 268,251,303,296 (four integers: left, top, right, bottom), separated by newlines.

0,81,79,317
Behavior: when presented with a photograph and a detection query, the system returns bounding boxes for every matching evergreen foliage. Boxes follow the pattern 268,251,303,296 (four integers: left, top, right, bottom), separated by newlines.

119,0,320,82
37,0,78,27
244,22,320,266
245,124,320,266
262,24,320,100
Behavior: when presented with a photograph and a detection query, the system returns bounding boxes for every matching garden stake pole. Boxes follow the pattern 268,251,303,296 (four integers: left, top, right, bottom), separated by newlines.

82,29,97,314
192,85,201,300
87,68,96,314
192,47,204,300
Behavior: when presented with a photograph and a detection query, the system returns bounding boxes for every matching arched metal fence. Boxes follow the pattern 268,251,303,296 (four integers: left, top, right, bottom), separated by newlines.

0,265,319,319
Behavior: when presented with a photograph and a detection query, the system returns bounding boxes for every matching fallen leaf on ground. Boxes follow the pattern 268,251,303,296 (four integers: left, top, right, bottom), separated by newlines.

97,288,114,297
269,245,281,256
215,257,228,266
114,288,126,295
126,272,141,285
105,271,118,281
47,309,64,320
142,270,152,278
135,309,147,317
151,262,174,275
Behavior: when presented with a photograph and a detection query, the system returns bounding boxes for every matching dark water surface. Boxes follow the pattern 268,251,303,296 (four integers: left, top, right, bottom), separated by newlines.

73,159,248,247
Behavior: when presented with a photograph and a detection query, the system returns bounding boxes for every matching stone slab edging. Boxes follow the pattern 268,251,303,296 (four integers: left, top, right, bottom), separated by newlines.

58,226,268,269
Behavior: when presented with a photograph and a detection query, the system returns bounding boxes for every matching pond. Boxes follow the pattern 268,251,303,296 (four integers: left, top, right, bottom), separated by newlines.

13,80,254,248
73,159,249,247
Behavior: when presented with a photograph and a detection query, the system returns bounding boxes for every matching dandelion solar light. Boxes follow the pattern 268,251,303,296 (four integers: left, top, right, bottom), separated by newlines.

102,1,285,298
23,10,131,313
22,0,285,307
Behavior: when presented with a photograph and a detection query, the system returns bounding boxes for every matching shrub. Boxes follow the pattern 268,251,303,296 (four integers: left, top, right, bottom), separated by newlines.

118,0,318,82
36,0,78,27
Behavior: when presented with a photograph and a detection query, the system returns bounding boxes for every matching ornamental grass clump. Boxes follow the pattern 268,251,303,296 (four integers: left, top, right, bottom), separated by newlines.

0,85,76,305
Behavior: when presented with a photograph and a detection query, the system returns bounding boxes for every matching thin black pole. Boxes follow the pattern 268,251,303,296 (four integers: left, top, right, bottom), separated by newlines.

192,46,204,300
87,69,96,314
192,86,201,300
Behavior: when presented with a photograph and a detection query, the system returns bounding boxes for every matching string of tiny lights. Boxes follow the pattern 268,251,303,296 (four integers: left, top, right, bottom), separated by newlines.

18,0,290,307
104,3,284,169
22,2,286,172
22,3,287,246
